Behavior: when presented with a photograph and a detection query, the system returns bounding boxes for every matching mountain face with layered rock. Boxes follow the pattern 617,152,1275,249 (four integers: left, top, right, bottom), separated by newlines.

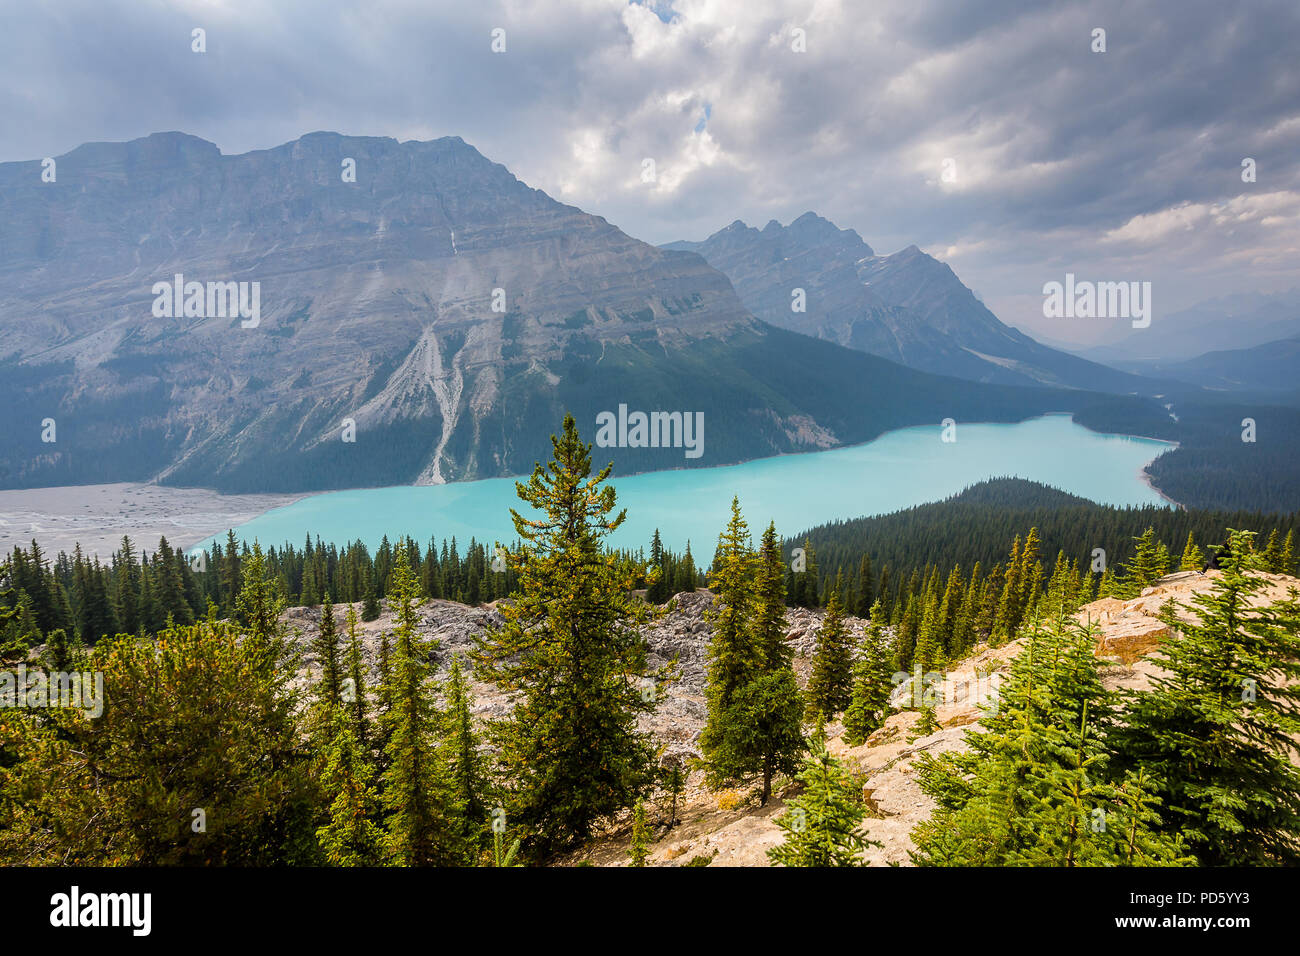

1,133,1079,492
664,213,1156,392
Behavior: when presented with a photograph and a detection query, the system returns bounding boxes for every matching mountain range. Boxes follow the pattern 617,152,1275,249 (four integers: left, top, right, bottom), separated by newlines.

0,132,1140,493
1074,289,1300,366
663,214,1155,392
1138,334,1300,397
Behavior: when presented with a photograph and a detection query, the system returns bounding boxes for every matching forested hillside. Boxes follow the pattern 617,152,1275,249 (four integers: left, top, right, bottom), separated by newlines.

790,477,1300,612
1073,395,1300,512
3,422,1299,868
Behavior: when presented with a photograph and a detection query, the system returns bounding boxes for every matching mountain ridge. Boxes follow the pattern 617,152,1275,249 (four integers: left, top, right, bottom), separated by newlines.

665,214,1163,393
0,131,1091,492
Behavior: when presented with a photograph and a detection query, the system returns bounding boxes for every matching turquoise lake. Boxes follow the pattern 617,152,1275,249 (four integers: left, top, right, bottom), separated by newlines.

192,414,1175,557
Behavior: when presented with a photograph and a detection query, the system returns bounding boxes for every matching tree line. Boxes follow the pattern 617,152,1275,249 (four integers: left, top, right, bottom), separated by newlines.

784,477,1298,616
1,528,709,659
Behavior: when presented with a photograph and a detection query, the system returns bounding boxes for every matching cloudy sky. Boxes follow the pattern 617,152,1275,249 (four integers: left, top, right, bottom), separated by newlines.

4,0,1298,345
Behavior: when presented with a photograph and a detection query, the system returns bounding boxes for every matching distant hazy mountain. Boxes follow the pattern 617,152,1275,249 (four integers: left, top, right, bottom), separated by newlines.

0,132,1076,492
1144,334,1300,394
1076,289,1300,366
663,214,1150,392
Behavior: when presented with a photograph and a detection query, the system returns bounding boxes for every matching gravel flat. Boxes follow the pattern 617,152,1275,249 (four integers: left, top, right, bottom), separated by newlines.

0,482,307,558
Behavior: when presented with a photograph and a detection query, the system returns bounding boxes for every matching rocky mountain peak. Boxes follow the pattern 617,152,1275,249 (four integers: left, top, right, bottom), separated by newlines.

5,130,1060,492
666,213,1152,392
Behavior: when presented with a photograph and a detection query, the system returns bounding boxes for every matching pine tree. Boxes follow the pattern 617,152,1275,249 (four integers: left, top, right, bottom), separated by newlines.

343,603,369,750
1262,529,1283,574
43,628,70,671
474,414,660,857
701,512,805,801
910,705,939,741
953,563,981,655
628,799,650,867
313,596,342,709
1121,527,1169,595
3,615,316,865
112,537,140,636
992,535,1022,644
136,564,164,636
842,604,895,746
792,537,820,608
912,578,945,674
912,613,1187,866
1098,564,1119,598
1113,529,1300,865
936,566,963,656
752,522,790,670
806,579,853,720
446,654,489,859
316,707,385,866
767,749,877,867
219,530,241,615
1179,531,1204,572
361,579,381,622
150,538,192,627
674,541,697,593
1009,530,1044,631
700,499,762,771
646,530,669,604
713,669,806,804
855,555,874,617
1281,530,1295,575
876,565,892,621
379,550,461,866
660,757,686,827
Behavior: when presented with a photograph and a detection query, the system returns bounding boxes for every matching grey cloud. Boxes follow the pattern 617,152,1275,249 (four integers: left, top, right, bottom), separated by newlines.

2,0,1297,346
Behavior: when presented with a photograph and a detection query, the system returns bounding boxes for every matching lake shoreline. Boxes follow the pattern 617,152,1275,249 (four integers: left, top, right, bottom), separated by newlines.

0,416,1179,557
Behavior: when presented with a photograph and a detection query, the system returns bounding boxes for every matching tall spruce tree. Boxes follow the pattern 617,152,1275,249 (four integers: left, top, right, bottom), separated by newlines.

379,550,461,866
700,498,761,771
219,530,241,615
843,603,896,746
343,603,370,750
313,596,343,709
474,414,661,857
628,799,651,867
855,555,874,617
806,579,853,720
446,654,490,859
753,522,790,670
674,541,697,593
1121,527,1169,595
702,512,805,801
316,707,385,866
715,670,806,805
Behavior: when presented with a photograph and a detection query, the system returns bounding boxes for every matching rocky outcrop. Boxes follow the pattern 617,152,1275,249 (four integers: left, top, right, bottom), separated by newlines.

285,568,1300,865
1081,569,1300,663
